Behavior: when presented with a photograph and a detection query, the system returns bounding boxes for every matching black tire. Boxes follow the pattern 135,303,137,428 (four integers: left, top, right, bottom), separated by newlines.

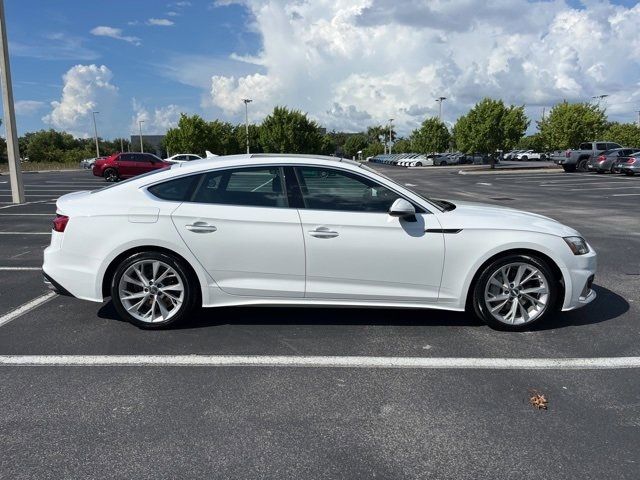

625,171,635,176
439,161,446,166
562,164,576,173
104,168,119,182
110,251,198,329
521,156,528,161
471,254,559,331
415,162,422,167
577,159,589,172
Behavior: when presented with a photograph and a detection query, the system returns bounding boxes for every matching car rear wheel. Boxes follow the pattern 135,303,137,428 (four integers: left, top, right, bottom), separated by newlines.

472,254,559,331
103,168,119,182
111,252,198,329
577,159,589,172
520,156,528,161
562,164,576,173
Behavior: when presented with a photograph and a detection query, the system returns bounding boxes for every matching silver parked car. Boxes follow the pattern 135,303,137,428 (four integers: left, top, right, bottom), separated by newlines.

613,152,640,175
588,148,640,173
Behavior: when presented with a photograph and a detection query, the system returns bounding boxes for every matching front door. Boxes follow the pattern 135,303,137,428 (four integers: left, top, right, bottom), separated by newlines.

171,166,305,297
294,166,445,302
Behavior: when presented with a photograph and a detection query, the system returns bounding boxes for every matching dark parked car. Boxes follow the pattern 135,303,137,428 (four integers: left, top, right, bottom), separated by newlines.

588,148,640,173
93,153,169,182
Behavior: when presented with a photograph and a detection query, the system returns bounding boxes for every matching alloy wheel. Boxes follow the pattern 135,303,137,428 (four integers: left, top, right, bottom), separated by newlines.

484,262,549,325
118,259,185,323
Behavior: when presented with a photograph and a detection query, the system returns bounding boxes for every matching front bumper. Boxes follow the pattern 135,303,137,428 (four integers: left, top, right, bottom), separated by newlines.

560,248,598,311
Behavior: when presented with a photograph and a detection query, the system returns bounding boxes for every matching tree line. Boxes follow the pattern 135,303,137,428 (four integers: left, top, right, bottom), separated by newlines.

3,100,640,164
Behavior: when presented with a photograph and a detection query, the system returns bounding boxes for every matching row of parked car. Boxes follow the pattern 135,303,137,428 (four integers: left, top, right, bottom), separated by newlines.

368,152,494,167
503,150,547,161
551,141,640,174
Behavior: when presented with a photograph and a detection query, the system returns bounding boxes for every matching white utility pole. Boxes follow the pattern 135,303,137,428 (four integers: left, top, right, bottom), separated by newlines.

242,98,252,154
0,0,24,203
436,96,447,120
120,138,124,153
388,118,394,155
92,111,100,158
138,120,145,153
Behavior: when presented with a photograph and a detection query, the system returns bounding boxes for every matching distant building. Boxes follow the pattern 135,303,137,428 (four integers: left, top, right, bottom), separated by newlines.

130,134,165,157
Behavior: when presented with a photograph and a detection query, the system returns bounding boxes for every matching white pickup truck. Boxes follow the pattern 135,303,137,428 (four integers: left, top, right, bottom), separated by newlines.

551,141,622,172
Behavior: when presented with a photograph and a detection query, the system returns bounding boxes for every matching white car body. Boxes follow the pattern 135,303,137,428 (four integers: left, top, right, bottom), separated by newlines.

43,154,596,320
164,154,203,164
516,150,544,160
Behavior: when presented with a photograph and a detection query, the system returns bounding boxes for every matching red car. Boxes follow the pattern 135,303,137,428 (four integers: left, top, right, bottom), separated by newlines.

92,152,169,182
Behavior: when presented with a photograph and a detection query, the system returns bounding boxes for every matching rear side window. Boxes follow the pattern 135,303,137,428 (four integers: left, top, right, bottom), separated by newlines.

191,167,288,208
595,143,607,150
148,175,200,201
607,143,621,150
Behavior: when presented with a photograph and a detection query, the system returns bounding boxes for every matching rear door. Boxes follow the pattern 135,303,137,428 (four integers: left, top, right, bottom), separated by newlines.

171,166,305,297
294,165,445,302
117,153,138,178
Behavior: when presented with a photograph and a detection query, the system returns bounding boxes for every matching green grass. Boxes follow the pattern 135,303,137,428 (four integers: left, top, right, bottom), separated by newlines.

0,161,81,173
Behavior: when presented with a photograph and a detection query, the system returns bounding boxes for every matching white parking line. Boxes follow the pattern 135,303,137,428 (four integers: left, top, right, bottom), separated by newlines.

0,232,50,235
0,355,639,369
0,292,57,328
0,213,51,216
612,193,640,196
0,267,42,271
0,200,52,210
569,186,640,191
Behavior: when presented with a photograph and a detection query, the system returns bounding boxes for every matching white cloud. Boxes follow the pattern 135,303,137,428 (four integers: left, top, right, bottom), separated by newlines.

90,26,141,45
208,0,640,134
130,99,181,134
147,18,175,26
43,64,118,137
166,11,179,16
15,100,46,115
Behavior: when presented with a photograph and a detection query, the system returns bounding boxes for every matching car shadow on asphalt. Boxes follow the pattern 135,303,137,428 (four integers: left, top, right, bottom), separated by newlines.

97,284,627,332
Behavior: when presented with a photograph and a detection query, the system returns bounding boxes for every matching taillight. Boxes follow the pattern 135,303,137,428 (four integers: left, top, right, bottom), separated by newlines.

597,156,606,162
52,215,69,232
565,150,571,158
625,158,635,164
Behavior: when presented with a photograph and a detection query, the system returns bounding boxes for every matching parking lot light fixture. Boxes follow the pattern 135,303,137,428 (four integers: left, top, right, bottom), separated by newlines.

242,98,252,154
92,111,100,158
388,118,394,154
0,0,25,204
436,96,447,120
138,120,145,153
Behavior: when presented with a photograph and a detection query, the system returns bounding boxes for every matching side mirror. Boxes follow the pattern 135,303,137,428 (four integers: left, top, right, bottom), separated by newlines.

388,198,416,218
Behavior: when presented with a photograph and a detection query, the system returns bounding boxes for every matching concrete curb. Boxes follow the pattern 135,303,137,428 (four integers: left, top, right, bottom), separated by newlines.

0,168,83,175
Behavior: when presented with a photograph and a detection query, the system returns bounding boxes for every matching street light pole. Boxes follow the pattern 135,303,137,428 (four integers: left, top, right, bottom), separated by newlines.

92,111,100,158
388,118,394,155
138,120,145,153
242,98,252,154
0,0,24,204
436,96,447,120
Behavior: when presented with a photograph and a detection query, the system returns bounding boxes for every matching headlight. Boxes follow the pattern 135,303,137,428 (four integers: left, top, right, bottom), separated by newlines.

564,236,589,255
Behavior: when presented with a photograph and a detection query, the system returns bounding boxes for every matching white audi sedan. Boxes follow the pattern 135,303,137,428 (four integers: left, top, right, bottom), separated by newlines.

43,154,596,330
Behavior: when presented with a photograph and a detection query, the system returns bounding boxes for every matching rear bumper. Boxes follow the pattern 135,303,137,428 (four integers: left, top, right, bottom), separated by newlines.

43,272,73,297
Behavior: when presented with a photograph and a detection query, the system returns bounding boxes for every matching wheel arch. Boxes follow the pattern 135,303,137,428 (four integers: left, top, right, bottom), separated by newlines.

464,248,566,312
101,245,204,306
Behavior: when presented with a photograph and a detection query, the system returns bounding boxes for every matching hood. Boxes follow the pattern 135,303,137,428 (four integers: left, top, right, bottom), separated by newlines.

435,200,580,237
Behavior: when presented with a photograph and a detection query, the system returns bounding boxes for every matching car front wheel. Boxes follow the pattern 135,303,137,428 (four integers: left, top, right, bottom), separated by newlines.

472,254,559,330
103,168,119,182
111,251,198,329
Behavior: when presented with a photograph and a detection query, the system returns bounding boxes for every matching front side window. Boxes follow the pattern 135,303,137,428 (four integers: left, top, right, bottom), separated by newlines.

192,167,287,208
295,166,402,213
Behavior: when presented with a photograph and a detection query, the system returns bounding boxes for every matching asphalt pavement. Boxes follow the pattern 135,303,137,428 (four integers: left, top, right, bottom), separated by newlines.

0,166,639,479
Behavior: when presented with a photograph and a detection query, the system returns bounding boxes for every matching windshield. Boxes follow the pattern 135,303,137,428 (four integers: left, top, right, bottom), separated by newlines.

359,163,445,212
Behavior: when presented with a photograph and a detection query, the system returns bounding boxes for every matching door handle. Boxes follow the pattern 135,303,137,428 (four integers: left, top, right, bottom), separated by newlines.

186,222,217,233
308,226,339,238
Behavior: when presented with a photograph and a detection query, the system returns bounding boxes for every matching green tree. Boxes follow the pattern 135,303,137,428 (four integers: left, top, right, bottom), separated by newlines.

517,133,546,152
24,129,90,163
343,134,368,158
602,122,640,147
259,106,324,153
233,124,262,154
391,137,412,153
320,134,337,156
164,113,215,156
410,117,451,154
363,141,385,158
209,120,239,155
538,101,608,150
453,98,529,154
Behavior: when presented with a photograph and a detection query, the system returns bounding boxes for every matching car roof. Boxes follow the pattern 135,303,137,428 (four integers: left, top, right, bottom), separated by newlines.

175,153,357,172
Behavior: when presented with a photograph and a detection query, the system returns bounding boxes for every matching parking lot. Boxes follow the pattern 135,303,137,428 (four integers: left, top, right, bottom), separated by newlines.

1,167,639,479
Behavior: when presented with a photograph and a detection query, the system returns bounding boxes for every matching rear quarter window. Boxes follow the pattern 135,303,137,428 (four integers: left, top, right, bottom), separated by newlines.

147,175,201,201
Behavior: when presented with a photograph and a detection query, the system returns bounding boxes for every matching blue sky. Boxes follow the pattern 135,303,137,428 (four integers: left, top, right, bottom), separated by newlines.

6,0,260,137
3,0,640,138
